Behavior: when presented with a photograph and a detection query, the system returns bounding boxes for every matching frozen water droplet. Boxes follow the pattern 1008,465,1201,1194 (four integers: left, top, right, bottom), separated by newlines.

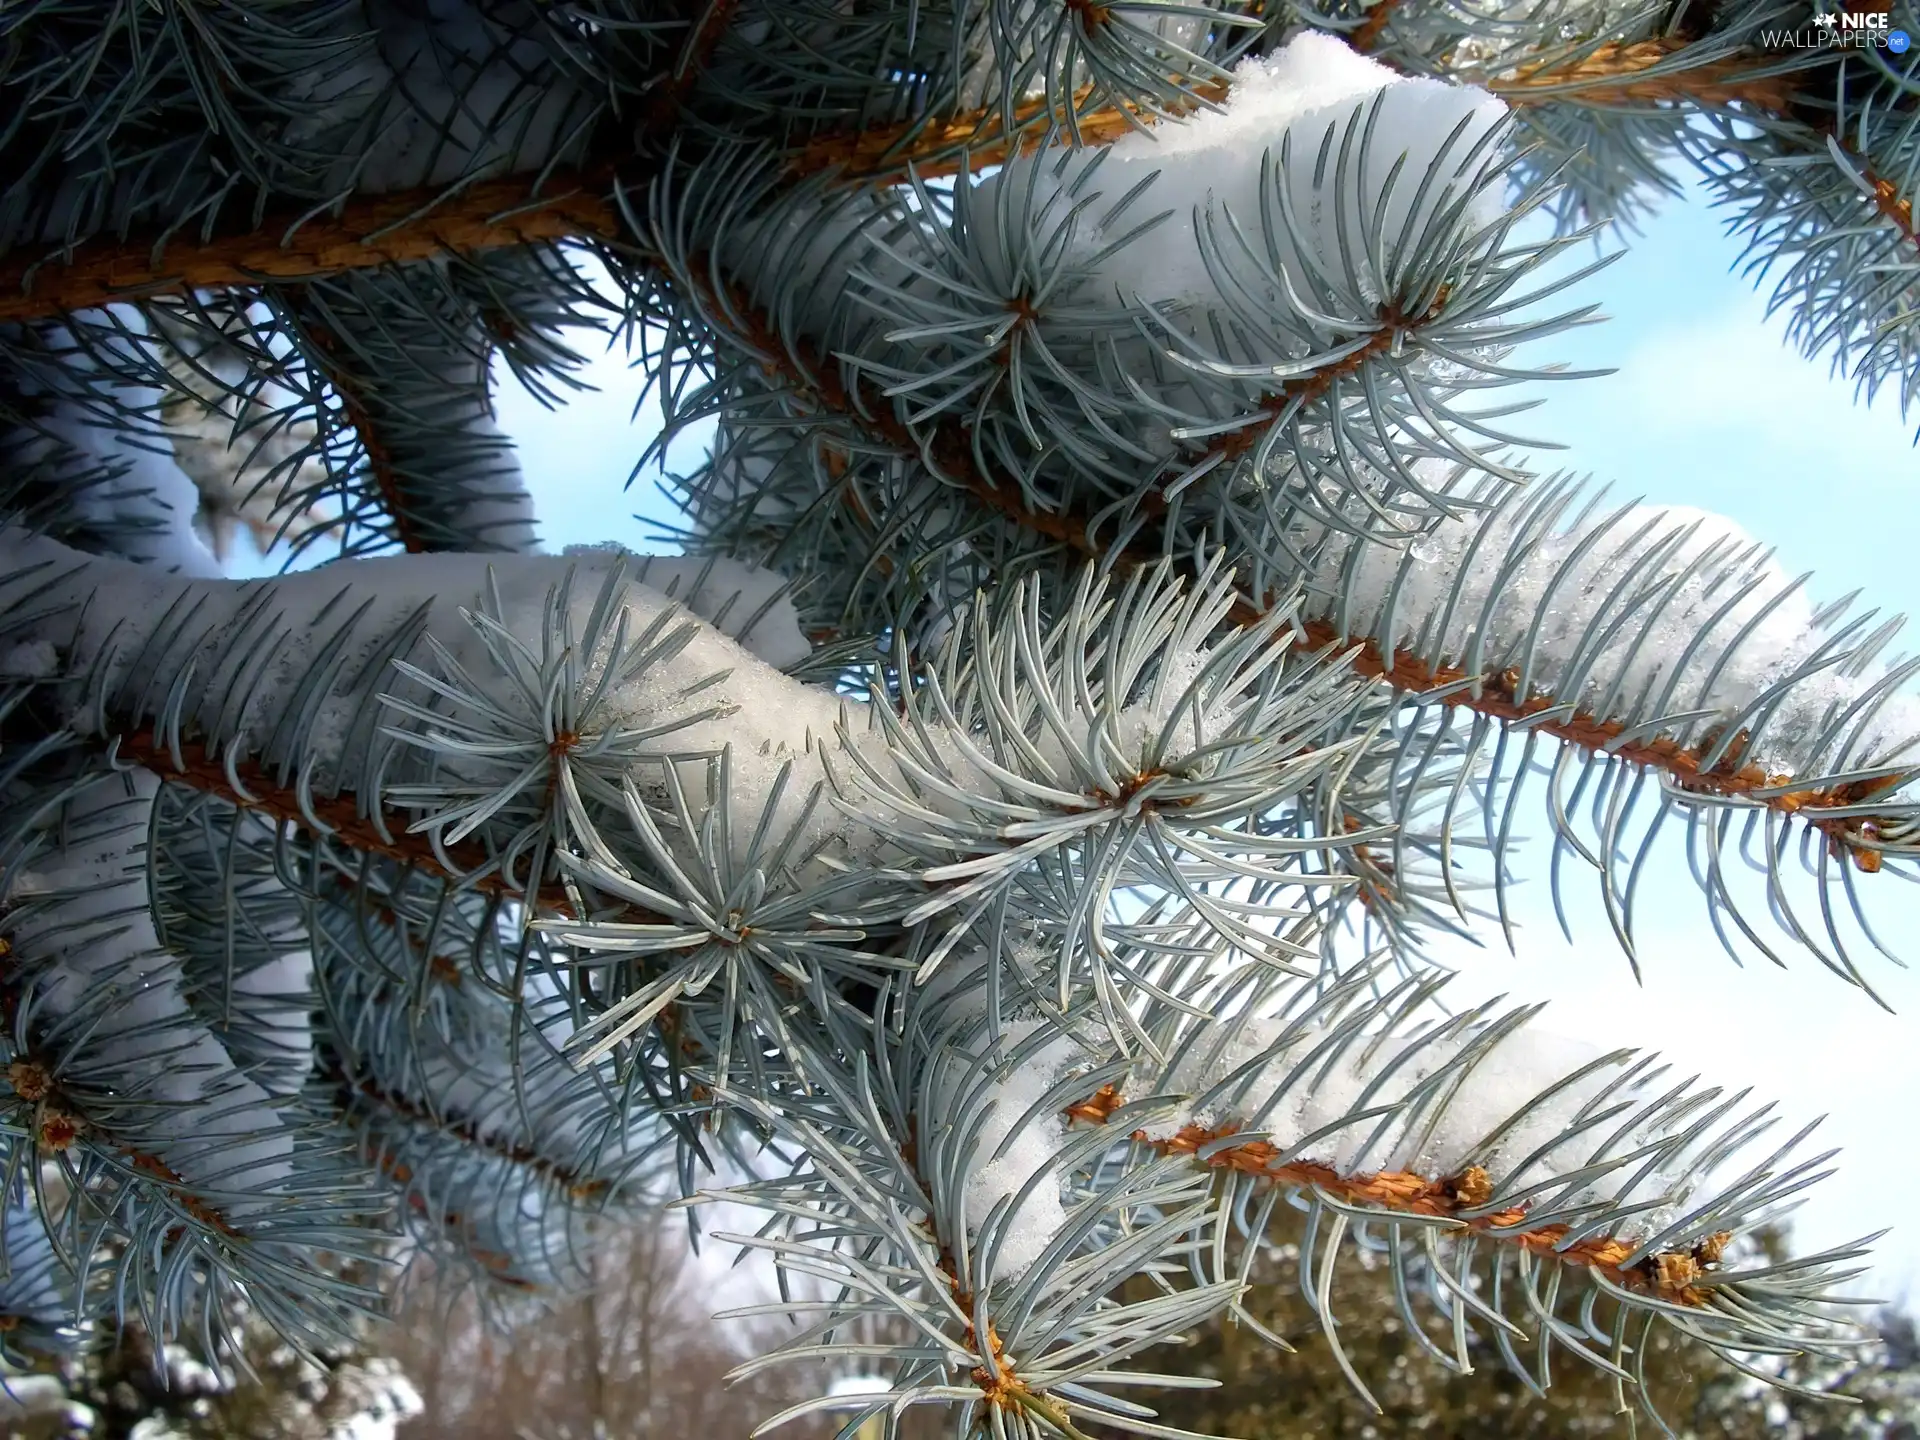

1409,536,1443,563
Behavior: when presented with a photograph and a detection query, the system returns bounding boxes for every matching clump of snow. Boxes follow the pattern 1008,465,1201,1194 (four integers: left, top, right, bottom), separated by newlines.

724,35,1510,426
981,33,1509,314
0,531,869,873
1301,493,1920,775
561,547,812,669
0,640,58,678
628,554,811,670
228,948,319,1099
1,770,295,1205
1111,32,1398,161
1136,1013,1709,1243
961,1022,1086,1280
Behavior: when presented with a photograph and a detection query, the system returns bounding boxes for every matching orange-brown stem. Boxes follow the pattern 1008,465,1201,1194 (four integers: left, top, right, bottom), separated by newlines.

357,1140,536,1288
1827,130,1920,258
119,729,536,901
789,77,1234,182
648,1,743,137
0,174,622,323
126,1150,243,1238
897,1118,1031,1409
0,959,243,1236
1490,39,1801,110
0,37,1808,327
1068,1091,1732,1305
320,871,468,989
297,320,432,555
114,728,671,919
792,41,1797,186
0,0,744,325
1286,620,1897,870
1351,0,1402,51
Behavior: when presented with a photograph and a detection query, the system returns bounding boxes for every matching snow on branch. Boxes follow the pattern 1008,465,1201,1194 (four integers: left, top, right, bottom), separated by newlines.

320,942,667,1295
793,36,1780,189
0,766,381,1346
700,945,1867,1435
1,530,1397,1091
0,530,826,864
679,32,1580,543
1046,958,1871,1413
1282,475,1920,960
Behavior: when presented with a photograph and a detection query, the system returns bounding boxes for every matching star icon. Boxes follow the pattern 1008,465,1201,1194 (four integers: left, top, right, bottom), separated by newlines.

1815,12,1838,25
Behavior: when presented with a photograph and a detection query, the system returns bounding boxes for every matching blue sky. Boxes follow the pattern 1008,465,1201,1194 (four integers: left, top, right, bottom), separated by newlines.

227,163,1920,1304
1431,174,1920,1298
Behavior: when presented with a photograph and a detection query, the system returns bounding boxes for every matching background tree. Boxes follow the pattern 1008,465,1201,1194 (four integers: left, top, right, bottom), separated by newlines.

387,1208,832,1440
3,4,1920,1438
1131,1219,1920,1438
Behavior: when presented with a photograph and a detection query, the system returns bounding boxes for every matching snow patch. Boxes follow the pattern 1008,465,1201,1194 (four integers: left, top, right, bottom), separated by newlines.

0,641,59,678
988,34,1509,314
1301,494,1920,774
1138,1015,1698,1243
963,1022,1085,1280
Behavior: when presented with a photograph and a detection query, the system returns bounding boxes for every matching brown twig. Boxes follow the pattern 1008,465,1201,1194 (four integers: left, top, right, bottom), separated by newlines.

1490,39,1802,111
356,1138,537,1288
296,320,435,555
896,1118,1041,1413
1822,129,1920,259
790,40,1797,187
0,37,1806,329
0,174,622,323
646,1,743,138
1350,0,1403,53
116,728,534,900
1285,620,1899,870
789,77,1233,183
3,1054,243,1238
1067,1090,1734,1305
112,727,680,916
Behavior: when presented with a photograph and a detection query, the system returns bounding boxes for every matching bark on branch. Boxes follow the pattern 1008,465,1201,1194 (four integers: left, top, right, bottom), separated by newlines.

790,40,1801,185
0,175,623,324
1064,1086,1736,1305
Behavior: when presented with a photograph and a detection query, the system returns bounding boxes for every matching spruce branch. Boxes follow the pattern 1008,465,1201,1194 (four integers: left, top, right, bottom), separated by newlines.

1067,1087,1738,1306
0,175,623,326
660,243,1916,923
1489,39,1801,110
331,1066,613,1204
791,39,1799,188
6,11,1919,1430
282,260,546,556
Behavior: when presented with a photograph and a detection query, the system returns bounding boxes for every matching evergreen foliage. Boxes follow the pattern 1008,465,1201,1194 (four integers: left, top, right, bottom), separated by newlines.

1,3,1918,1436
1128,1220,1920,1437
